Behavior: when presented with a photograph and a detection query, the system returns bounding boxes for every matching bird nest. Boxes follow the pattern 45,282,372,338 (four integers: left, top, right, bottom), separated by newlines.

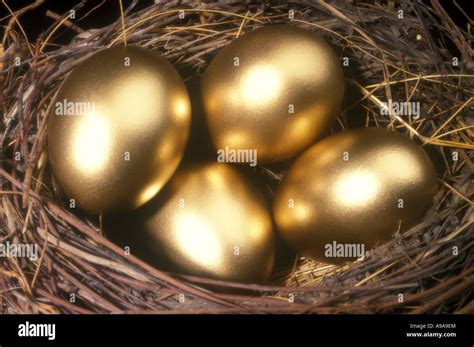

1,0,473,314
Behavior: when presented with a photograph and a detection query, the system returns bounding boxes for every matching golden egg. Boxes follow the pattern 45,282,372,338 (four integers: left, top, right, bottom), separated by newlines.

273,127,438,264
47,46,191,214
201,24,344,163
131,163,275,283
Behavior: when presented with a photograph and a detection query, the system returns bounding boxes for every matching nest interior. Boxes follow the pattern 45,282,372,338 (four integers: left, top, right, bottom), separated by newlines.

0,0,473,314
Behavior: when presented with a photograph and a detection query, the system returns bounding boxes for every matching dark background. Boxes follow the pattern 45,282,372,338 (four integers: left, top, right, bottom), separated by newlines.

1,0,472,50
1,0,154,42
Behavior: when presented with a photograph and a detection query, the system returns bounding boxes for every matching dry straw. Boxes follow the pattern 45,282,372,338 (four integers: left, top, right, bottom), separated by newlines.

1,0,473,313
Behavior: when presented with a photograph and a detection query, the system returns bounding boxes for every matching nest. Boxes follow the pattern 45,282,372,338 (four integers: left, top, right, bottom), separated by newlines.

1,0,473,314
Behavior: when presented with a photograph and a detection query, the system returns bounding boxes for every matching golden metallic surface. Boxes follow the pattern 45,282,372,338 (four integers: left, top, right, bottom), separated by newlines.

136,163,275,283
48,46,191,214
201,24,345,163
273,128,438,264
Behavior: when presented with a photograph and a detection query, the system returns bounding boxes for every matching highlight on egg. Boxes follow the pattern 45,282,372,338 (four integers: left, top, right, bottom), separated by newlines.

47,45,191,214
120,162,276,284
273,127,438,264
202,24,345,164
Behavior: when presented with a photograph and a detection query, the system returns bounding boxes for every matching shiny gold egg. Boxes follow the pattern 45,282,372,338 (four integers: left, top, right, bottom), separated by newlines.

273,127,438,264
132,162,275,283
201,24,345,163
48,46,191,214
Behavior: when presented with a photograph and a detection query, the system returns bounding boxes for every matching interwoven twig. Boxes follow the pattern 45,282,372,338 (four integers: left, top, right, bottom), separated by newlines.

0,0,473,313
